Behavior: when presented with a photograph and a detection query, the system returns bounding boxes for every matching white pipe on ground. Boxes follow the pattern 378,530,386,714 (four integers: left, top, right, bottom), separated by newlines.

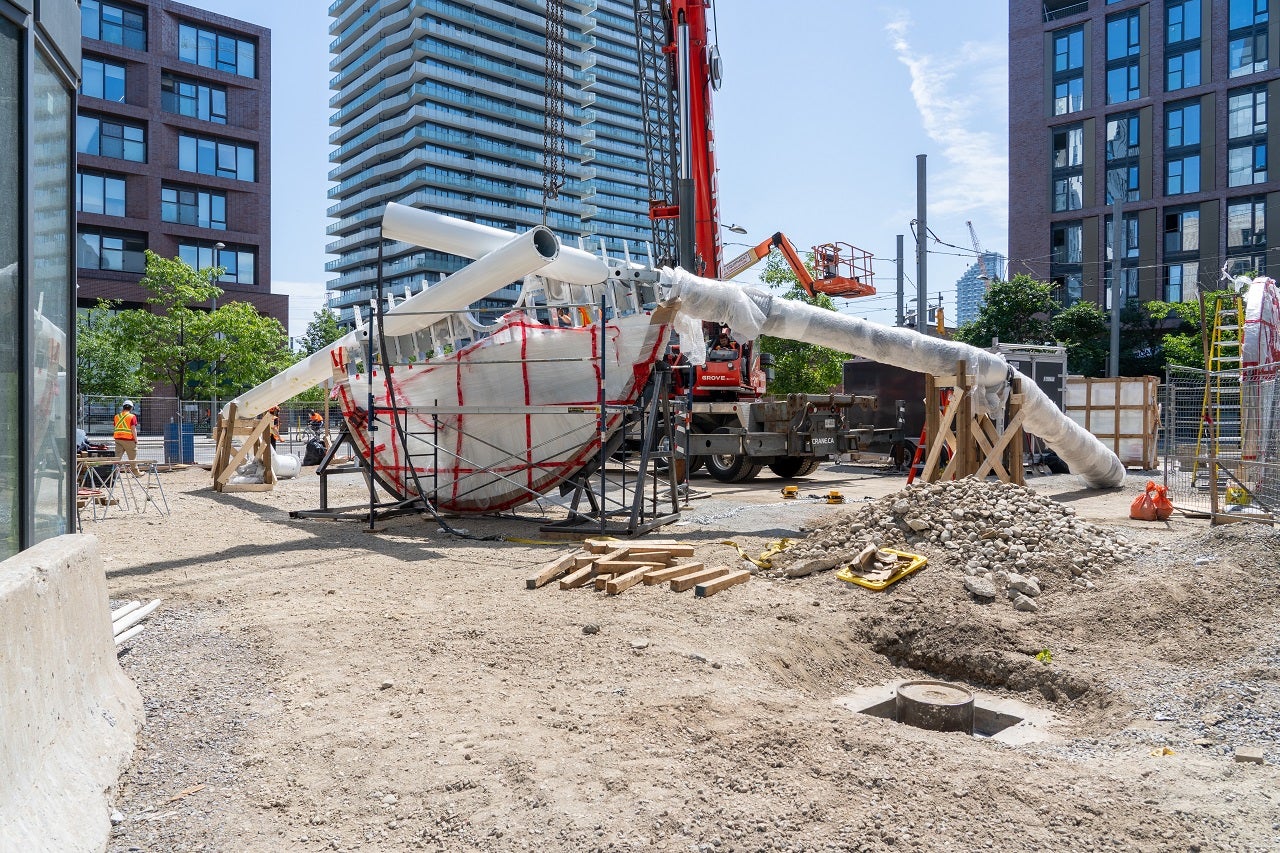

663,269,1125,489
111,599,161,637
222,225,561,419
382,202,609,285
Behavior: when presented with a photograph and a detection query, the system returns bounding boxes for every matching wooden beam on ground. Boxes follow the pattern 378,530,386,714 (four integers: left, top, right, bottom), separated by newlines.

583,539,694,556
559,565,596,590
643,563,704,585
605,565,655,595
526,551,584,589
594,559,668,574
670,565,730,593
695,569,751,597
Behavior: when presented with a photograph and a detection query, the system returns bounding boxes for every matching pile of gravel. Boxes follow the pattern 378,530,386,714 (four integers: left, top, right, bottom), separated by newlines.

771,478,1137,611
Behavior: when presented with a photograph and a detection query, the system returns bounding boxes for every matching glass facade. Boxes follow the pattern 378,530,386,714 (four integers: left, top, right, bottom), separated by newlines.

2,5,80,558
178,22,256,78
326,0,652,325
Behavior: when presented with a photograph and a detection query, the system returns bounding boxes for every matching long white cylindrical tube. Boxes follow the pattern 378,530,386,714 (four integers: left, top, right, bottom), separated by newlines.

382,202,610,285
112,599,161,637
114,624,145,646
664,269,1126,489
110,601,143,625
222,226,560,419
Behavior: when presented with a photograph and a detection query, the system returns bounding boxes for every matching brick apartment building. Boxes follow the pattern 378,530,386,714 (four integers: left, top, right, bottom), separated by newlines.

1009,0,1280,309
76,0,285,325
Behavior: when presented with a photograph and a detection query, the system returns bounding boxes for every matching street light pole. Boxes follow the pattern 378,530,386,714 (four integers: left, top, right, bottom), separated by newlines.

212,242,225,420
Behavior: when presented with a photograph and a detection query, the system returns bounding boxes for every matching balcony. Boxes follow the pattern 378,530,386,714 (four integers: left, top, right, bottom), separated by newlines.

1043,1,1088,23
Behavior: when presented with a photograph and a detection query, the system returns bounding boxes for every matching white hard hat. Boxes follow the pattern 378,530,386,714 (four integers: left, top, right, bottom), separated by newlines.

123,399,134,408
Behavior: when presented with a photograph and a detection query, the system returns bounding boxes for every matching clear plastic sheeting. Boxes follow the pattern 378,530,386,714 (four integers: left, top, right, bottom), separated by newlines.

336,310,670,513
222,226,559,420
664,270,1126,489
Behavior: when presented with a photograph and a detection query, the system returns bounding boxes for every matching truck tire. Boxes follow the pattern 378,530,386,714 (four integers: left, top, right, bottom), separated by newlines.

706,454,763,482
768,456,821,479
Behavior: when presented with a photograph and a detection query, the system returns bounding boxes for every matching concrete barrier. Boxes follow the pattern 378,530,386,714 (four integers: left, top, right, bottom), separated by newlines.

0,534,143,852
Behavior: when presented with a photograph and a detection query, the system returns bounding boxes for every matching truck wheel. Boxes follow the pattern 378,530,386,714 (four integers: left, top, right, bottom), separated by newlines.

768,457,822,478
706,452,763,483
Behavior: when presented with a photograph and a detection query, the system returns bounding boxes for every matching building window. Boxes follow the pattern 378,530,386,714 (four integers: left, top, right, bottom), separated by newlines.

1163,262,1200,302
1227,196,1267,276
1229,0,1269,77
1166,156,1201,194
78,227,146,273
1166,100,1201,148
161,185,227,230
81,0,146,51
1051,124,1084,211
76,115,146,163
1052,26,1085,115
161,72,227,124
178,23,257,78
1106,10,1141,104
1229,86,1268,138
1104,111,1141,202
178,134,255,182
80,57,125,103
1229,141,1268,186
178,241,255,284
1163,206,1201,254
1051,221,1083,264
77,172,126,217
1166,49,1201,91
1167,0,1201,43
1165,99,1201,194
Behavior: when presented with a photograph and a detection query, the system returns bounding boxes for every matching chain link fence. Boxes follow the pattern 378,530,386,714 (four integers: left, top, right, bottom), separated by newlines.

1163,365,1279,523
78,396,342,465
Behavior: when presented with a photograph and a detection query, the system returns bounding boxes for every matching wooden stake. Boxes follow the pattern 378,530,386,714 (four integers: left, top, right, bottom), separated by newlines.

670,565,730,593
526,551,582,589
695,569,751,597
605,565,655,595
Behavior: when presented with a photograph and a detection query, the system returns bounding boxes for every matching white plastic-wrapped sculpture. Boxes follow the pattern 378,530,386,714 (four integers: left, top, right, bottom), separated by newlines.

220,205,1125,510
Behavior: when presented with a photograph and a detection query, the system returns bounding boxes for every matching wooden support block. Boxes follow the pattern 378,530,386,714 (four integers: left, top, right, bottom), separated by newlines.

584,539,693,555
559,565,596,590
573,553,600,568
695,569,751,598
606,565,655,595
594,560,667,574
621,550,675,565
526,551,584,589
669,565,730,593
220,483,276,493
643,562,704,585
626,544,695,558
593,575,610,591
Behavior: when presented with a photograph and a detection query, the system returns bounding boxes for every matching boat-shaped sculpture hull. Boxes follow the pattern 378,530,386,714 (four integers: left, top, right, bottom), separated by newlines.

335,309,670,514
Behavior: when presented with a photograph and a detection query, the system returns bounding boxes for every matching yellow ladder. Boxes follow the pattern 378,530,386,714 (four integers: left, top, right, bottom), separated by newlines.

1193,294,1245,483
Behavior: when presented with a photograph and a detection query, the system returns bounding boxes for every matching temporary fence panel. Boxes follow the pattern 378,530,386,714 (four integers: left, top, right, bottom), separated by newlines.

1063,376,1160,469
1164,364,1279,523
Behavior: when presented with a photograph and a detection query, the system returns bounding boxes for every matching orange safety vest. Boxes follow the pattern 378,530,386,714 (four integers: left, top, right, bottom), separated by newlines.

113,412,136,441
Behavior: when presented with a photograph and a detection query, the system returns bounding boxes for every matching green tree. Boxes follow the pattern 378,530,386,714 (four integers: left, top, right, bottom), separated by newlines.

1145,290,1228,371
76,303,150,397
1050,300,1109,376
953,274,1054,348
300,307,344,355
756,253,846,394
88,251,294,400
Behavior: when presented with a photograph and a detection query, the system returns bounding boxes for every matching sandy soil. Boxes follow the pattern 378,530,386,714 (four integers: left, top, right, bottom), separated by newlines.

93,461,1280,853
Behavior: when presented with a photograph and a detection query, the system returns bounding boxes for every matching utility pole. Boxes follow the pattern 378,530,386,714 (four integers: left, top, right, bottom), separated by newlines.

915,154,928,335
1108,194,1123,377
895,233,905,326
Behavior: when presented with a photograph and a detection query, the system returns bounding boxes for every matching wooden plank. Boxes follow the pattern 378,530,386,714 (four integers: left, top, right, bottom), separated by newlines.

526,551,584,589
584,539,693,554
573,553,601,568
670,565,731,593
643,562,704,585
605,565,655,595
921,390,962,483
559,565,596,590
594,559,667,574
622,550,675,564
215,414,272,486
219,482,276,493
695,569,751,598
626,544,694,557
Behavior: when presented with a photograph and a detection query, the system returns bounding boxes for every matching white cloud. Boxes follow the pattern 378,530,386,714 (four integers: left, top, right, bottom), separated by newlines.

884,14,1008,229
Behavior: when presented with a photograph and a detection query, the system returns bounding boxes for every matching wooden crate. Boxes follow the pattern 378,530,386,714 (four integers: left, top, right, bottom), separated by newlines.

1064,376,1160,469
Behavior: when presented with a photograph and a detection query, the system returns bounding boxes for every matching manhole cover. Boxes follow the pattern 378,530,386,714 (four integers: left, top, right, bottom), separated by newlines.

896,680,975,733
833,681,1057,744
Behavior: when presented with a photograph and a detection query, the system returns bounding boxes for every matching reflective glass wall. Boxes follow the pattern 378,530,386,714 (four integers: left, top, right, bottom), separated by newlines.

1,1,80,560
0,15,18,557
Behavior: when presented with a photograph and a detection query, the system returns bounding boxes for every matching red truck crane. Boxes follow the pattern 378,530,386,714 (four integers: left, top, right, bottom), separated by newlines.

632,0,882,481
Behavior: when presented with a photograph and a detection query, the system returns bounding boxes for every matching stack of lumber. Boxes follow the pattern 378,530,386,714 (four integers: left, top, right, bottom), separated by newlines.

526,539,750,599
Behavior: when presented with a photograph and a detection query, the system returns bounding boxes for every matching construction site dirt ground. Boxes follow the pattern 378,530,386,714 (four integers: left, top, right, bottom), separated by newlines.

96,460,1279,853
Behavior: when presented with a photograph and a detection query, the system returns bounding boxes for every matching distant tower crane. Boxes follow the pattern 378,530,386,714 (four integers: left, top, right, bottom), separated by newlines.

966,220,988,280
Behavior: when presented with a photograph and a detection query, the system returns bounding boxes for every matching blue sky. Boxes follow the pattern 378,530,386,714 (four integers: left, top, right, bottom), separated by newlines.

195,0,1009,335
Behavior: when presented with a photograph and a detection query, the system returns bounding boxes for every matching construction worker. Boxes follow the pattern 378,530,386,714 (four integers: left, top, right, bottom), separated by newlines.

268,406,281,448
308,410,324,434
112,400,142,475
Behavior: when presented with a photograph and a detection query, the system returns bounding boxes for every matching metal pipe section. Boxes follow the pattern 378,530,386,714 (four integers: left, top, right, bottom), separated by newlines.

663,269,1126,488
381,202,608,285
222,227,560,419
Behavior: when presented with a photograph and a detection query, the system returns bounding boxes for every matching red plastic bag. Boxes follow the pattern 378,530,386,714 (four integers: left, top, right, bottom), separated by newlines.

1130,481,1170,521
1151,482,1174,520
